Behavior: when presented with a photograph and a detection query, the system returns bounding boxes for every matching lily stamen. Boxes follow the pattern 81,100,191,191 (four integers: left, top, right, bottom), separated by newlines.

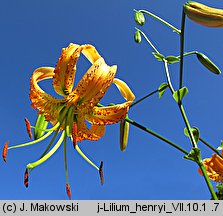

27,131,66,170
74,142,99,171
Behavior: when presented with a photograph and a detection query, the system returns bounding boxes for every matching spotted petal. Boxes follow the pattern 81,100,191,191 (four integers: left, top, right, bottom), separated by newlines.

66,58,117,108
53,44,102,96
85,102,132,125
30,67,65,124
76,116,106,141
53,44,80,96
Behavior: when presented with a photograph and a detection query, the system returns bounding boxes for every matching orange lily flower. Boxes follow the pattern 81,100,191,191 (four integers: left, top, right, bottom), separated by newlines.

198,154,223,183
3,43,135,199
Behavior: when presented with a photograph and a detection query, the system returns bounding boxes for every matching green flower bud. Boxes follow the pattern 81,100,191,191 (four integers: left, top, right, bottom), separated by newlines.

134,11,145,26
120,118,129,152
196,52,221,75
134,30,142,43
34,113,49,139
184,1,223,27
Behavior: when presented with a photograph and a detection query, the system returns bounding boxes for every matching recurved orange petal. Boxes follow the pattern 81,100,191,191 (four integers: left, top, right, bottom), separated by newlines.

30,67,65,124
76,117,106,142
85,102,132,125
81,44,101,64
53,43,102,96
67,58,117,108
53,43,80,96
113,78,135,101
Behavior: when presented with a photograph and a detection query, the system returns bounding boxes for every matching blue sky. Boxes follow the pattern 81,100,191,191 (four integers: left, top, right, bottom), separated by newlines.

1,0,223,199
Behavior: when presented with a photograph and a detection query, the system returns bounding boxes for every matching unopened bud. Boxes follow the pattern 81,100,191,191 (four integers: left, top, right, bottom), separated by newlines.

120,119,129,152
34,114,48,140
184,2,223,27
134,11,145,26
134,30,142,43
196,52,221,74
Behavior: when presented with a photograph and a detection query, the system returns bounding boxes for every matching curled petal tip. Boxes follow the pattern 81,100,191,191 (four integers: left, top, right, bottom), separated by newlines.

24,118,33,139
99,161,104,186
24,168,29,188
66,183,72,200
2,141,9,162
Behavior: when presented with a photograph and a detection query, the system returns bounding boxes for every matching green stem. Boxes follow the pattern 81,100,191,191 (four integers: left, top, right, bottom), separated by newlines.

137,9,181,34
163,59,197,148
179,104,197,148
162,40,217,200
199,137,223,158
176,51,197,59
163,60,174,94
179,10,186,89
126,117,189,155
130,89,159,108
131,84,171,107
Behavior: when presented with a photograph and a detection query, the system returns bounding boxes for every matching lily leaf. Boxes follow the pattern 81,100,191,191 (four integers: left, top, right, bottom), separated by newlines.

173,87,188,104
158,83,169,98
152,52,164,61
165,56,180,64
184,147,200,162
196,52,221,75
184,126,200,144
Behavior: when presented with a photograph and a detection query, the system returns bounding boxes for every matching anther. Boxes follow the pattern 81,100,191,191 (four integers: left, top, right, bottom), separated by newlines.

99,161,104,186
24,118,33,139
24,168,29,188
2,141,9,162
66,183,72,200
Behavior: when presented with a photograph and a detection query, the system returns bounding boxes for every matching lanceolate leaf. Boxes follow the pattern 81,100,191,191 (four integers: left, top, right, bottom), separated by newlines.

165,56,180,64
152,52,165,61
173,87,188,104
158,83,169,98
